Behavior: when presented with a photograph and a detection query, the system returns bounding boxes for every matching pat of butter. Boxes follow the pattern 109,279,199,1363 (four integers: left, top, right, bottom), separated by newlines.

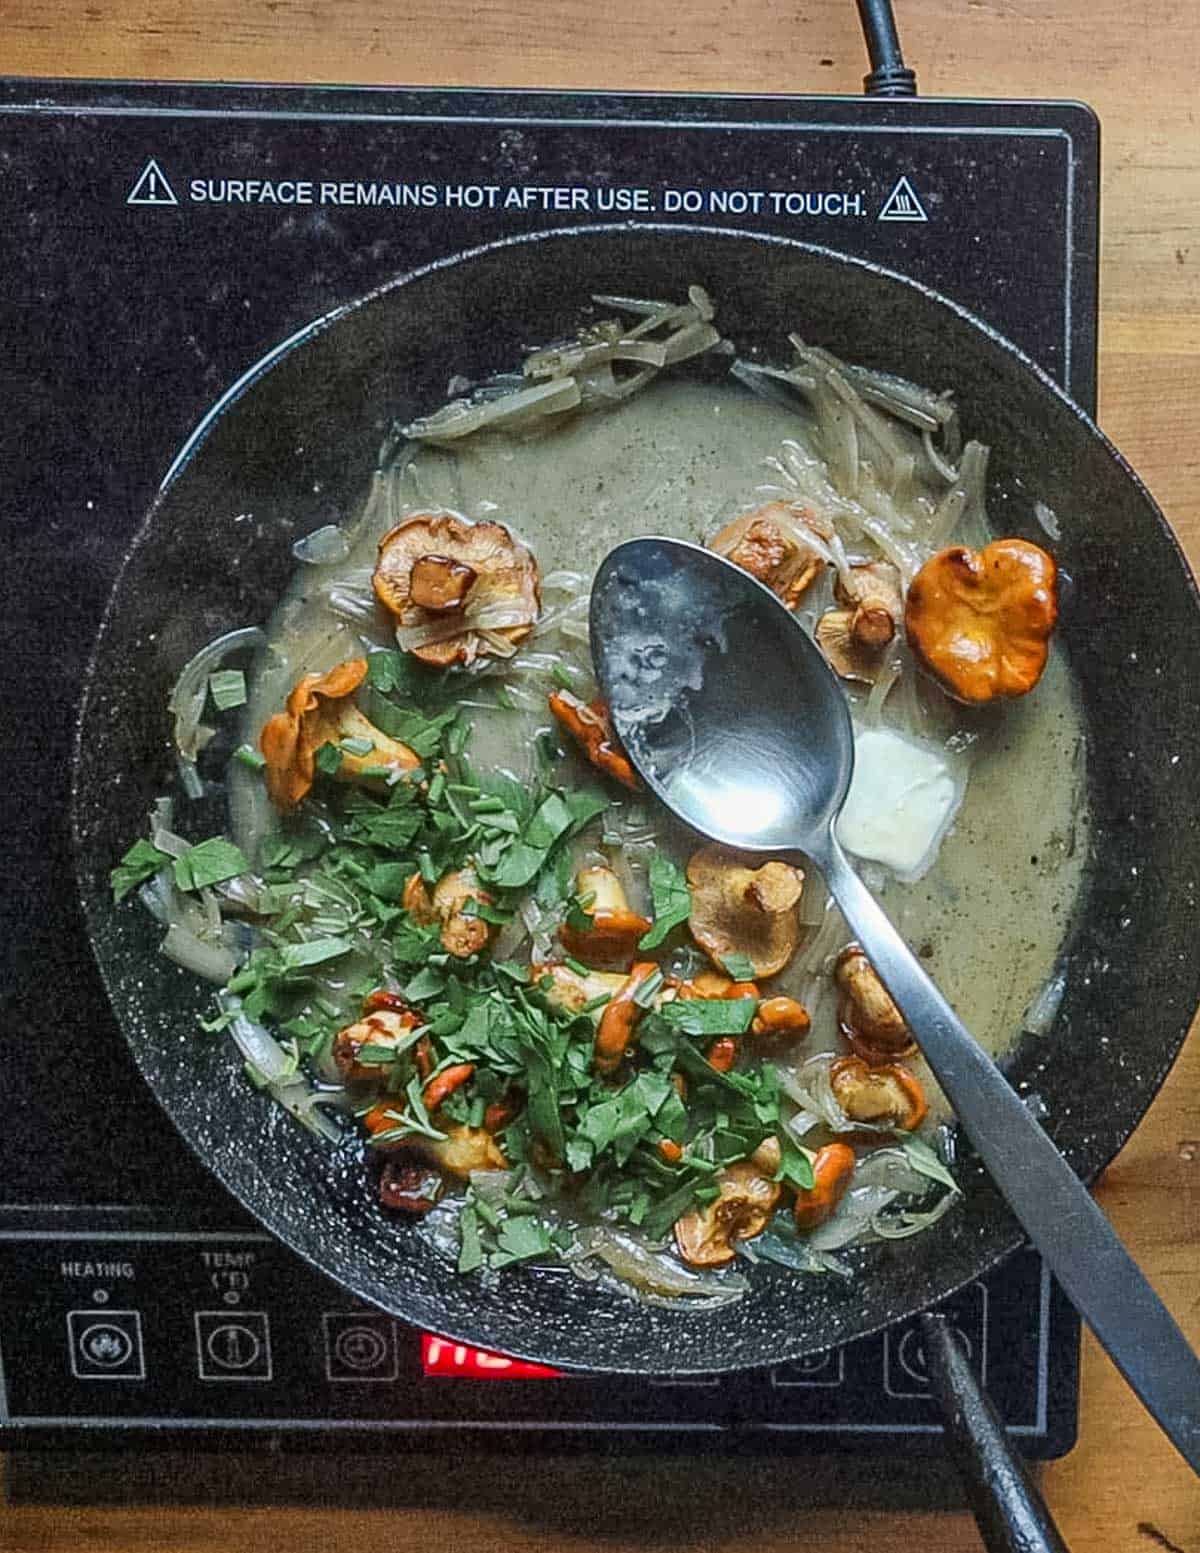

836,726,963,881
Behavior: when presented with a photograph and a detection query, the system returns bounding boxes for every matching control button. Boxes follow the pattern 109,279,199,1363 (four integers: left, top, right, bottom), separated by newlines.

772,1347,845,1388
884,1283,988,1399
67,1309,146,1380
323,1312,398,1382
194,1310,272,1381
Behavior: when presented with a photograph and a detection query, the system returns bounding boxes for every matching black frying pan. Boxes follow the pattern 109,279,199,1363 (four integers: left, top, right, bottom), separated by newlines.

72,226,1200,1376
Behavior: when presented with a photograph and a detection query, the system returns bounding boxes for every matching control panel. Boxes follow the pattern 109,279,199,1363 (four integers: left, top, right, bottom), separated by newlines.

0,1226,1074,1453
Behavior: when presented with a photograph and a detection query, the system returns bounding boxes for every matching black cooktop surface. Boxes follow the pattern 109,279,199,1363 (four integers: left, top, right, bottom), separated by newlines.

0,80,1096,1452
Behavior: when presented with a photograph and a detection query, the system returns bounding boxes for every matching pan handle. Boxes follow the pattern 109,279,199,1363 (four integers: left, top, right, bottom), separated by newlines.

919,1313,1070,1553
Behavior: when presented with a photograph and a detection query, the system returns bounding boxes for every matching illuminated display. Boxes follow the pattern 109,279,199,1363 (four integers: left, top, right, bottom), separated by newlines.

421,1334,563,1379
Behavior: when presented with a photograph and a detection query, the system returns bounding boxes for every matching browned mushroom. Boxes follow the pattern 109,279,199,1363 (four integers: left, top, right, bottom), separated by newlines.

594,962,660,1076
708,501,834,608
332,1005,423,1082
559,865,652,965
816,560,904,684
792,1143,857,1230
373,513,540,666
904,539,1058,704
672,969,761,1002
751,996,812,1040
403,866,496,959
378,1161,445,1214
686,844,805,979
673,1159,782,1267
409,553,477,612
364,1105,508,1175
259,658,421,812
834,944,916,1063
548,691,639,790
829,1057,928,1132
536,961,630,1017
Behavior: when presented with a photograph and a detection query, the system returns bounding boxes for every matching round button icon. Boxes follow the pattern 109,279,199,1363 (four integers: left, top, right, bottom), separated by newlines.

897,1324,972,1385
81,1323,133,1368
335,1325,389,1372
205,1322,262,1371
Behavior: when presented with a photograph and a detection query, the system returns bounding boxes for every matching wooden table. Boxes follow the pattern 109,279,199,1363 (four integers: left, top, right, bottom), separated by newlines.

2,1,1198,1547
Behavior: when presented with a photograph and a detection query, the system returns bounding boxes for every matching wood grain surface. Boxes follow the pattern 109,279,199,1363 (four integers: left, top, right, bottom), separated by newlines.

2,1,1198,1549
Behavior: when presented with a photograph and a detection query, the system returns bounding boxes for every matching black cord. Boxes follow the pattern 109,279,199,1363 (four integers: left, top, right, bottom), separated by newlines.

855,0,918,97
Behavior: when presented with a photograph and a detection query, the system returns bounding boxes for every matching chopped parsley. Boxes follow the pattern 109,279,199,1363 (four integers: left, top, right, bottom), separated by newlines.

639,856,692,949
173,837,252,893
110,839,172,902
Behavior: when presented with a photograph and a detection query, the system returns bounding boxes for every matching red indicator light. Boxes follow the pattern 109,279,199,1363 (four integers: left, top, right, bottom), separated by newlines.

420,1333,563,1379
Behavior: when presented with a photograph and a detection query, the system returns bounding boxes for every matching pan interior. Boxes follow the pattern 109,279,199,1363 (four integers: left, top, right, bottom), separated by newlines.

72,227,1200,1372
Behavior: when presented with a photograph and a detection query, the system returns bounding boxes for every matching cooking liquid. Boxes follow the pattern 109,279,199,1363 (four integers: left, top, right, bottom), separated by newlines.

237,378,1089,1120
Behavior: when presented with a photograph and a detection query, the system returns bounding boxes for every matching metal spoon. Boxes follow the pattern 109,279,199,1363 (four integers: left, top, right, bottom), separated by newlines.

590,535,1200,1476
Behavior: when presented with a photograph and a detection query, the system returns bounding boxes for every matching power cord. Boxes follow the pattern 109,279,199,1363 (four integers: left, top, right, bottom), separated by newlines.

855,0,918,97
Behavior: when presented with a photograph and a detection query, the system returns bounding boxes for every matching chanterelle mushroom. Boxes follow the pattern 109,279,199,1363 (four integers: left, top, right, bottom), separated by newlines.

830,1056,928,1132
373,512,540,666
687,844,805,978
816,560,904,684
560,865,651,965
904,538,1058,704
834,943,915,1062
404,865,495,958
365,1107,507,1176
333,1004,421,1082
674,1159,781,1267
708,500,833,608
259,657,420,811
536,961,629,1017
548,691,639,790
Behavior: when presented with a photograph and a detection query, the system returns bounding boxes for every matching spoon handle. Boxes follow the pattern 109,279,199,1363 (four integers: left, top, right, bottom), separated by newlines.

819,835,1200,1476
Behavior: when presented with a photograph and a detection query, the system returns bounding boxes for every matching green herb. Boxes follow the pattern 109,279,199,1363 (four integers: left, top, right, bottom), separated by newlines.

901,1136,960,1194
173,837,252,893
315,742,344,777
277,937,354,970
110,838,172,902
631,968,665,1008
551,663,577,690
641,1177,708,1240
720,951,758,982
405,965,446,1001
774,1135,816,1192
208,669,247,710
563,955,590,978
495,688,518,712
350,806,422,851
234,744,267,771
659,998,757,1037
362,862,415,902
339,736,375,757
355,1045,400,1066
365,649,449,704
457,1203,484,1274
638,857,692,950
484,786,606,889
490,1214,553,1268
358,685,460,759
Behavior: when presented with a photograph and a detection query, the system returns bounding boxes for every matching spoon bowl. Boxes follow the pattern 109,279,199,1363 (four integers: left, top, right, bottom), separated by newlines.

591,537,853,854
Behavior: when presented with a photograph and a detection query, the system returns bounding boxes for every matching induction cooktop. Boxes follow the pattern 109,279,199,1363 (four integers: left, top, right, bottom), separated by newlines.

0,79,1096,1453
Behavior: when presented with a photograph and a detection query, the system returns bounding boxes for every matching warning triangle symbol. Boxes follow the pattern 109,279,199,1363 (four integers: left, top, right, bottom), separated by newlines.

877,175,928,223
126,158,179,207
